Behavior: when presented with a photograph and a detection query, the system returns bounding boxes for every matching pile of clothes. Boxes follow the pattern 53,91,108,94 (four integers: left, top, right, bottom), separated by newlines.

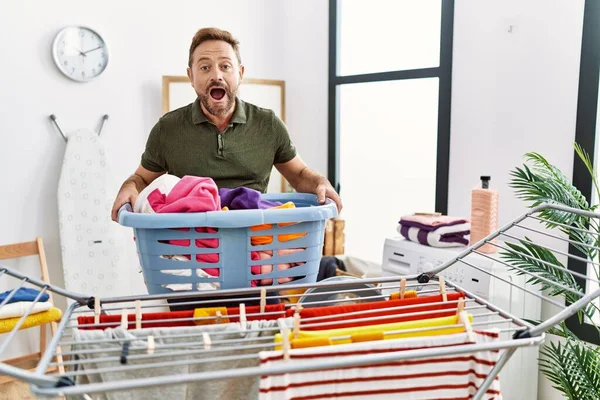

398,213,470,248
133,175,307,290
0,287,62,333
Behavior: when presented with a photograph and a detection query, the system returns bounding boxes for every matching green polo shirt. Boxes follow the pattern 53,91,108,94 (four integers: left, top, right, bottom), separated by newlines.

141,97,297,192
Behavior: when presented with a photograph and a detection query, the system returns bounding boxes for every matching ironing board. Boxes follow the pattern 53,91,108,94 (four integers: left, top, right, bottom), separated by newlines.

57,127,147,299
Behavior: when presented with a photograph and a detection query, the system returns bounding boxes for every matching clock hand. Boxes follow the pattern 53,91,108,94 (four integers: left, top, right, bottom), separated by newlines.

83,46,104,55
69,45,86,56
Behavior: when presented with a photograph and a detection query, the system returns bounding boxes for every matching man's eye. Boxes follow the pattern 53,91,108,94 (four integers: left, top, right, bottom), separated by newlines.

200,66,209,71
222,65,231,70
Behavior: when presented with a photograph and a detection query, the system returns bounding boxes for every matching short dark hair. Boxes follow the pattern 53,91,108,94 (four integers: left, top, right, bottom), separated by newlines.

188,27,242,67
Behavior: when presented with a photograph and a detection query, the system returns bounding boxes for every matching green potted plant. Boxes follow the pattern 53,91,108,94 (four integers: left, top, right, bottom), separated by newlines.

507,144,600,399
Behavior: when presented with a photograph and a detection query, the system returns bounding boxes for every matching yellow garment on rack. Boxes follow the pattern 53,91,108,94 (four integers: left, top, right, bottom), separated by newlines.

0,307,62,333
389,291,418,300
250,202,307,245
193,307,229,325
275,314,473,349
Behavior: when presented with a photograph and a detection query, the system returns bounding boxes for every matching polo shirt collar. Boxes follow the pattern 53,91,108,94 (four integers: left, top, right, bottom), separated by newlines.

191,97,247,125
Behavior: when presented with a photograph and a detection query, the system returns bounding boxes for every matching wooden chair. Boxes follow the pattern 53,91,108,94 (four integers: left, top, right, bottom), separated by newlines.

0,237,64,385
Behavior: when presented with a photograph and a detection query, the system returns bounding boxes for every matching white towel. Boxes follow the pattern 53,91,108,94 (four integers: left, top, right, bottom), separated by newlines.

0,301,53,319
134,174,181,213
259,330,502,400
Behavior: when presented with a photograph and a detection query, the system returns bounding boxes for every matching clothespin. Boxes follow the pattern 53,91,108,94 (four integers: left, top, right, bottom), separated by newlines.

399,278,407,300
239,303,247,331
280,321,290,361
457,298,465,314
147,335,155,355
216,310,222,325
459,310,475,343
260,288,267,314
203,332,212,350
293,305,303,339
121,309,128,330
439,276,447,302
135,300,142,330
94,297,100,325
120,342,130,365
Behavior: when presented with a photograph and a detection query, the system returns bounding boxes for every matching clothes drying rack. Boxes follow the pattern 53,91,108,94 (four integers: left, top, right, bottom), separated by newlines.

2,203,600,399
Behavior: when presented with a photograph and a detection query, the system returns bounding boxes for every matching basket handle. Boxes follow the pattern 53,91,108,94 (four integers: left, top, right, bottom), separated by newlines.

117,203,133,224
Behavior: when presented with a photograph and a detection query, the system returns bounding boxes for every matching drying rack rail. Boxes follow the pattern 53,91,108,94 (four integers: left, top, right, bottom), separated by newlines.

1,203,599,400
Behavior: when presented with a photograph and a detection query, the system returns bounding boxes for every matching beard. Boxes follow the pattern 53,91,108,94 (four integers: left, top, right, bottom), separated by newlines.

198,81,238,117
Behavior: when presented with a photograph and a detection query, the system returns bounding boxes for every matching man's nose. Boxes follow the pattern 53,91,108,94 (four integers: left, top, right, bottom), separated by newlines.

210,70,224,82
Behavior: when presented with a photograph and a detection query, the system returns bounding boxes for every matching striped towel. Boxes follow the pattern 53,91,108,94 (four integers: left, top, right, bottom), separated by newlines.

398,216,470,248
259,330,502,400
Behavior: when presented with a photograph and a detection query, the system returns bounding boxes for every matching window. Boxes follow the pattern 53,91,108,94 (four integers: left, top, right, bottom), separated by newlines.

328,0,454,263
567,0,600,343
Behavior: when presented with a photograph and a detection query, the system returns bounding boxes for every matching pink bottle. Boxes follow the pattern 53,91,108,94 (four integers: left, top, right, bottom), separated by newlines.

470,176,499,253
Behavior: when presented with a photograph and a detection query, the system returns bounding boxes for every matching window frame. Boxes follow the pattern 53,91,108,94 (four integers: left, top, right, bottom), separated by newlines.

567,0,600,344
327,0,455,214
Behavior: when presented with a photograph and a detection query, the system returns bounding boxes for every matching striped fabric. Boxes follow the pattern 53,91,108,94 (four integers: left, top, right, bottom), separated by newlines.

259,330,502,400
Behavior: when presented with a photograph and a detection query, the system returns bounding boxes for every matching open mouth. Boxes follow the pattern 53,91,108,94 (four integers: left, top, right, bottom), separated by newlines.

209,88,226,101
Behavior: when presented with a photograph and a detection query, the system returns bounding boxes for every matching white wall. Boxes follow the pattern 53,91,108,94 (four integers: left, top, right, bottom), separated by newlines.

450,1,586,399
0,0,296,358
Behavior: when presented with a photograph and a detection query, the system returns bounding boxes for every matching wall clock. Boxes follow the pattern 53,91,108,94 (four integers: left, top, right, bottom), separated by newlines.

52,26,109,82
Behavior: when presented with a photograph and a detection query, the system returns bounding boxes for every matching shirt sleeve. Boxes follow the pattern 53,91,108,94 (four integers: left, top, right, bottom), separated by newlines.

273,113,297,164
140,120,167,172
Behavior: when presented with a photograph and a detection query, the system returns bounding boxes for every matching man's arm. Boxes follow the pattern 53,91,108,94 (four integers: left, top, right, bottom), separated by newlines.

276,155,342,212
111,165,164,222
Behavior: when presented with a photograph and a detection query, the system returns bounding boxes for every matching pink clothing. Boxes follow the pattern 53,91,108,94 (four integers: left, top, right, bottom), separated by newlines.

251,248,306,286
147,176,221,213
150,176,221,269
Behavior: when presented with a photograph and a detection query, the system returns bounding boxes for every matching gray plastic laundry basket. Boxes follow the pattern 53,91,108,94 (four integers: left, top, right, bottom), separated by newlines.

118,193,337,294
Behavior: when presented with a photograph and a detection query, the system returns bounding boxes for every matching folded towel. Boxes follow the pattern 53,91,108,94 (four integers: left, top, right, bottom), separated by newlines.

400,214,469,231
398,223,470,247
0,288,50,304
0,301,53,319
0,307,62,333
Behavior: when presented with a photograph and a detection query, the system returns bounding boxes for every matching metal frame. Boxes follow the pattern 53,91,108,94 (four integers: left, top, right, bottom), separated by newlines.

568,0,600,344
3,203,600,399
327,0,454,213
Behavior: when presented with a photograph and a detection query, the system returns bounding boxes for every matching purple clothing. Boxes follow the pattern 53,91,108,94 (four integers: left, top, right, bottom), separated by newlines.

219,187,282,210
398,219,468,232
399,225,470,247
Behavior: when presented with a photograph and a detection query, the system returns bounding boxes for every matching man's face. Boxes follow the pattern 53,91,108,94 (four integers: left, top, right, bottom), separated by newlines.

187,40,244,117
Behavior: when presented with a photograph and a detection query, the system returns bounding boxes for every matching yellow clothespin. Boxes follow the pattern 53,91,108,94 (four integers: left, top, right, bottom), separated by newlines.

94,297,100,325
239,303,247,331
399,278,407,300
202,332,211,350
439,276,447,302
135,300,142,330
147,335,155,355
121,309,128,330
293,305,303,339
260,288,267,314
216,310,222,325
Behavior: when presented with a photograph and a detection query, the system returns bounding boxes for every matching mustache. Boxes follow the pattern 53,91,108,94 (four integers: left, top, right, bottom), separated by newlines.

206,82,230,92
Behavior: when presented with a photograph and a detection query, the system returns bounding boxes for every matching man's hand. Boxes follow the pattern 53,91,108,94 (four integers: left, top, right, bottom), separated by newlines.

111,182,138,222
315,181,342,212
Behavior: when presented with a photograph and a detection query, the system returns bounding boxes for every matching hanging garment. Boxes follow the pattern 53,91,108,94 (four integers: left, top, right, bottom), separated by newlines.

58,129,146,298
72,319,290,400
275,314,473,348
259,330,502,400
76,304,288,330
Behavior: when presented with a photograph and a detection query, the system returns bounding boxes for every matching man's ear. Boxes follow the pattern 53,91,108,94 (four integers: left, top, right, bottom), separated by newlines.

186,67,193,85
239,64,245,81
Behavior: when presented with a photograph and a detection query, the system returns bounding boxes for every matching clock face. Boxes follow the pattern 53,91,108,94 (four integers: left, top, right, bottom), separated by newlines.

52,26,109,82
